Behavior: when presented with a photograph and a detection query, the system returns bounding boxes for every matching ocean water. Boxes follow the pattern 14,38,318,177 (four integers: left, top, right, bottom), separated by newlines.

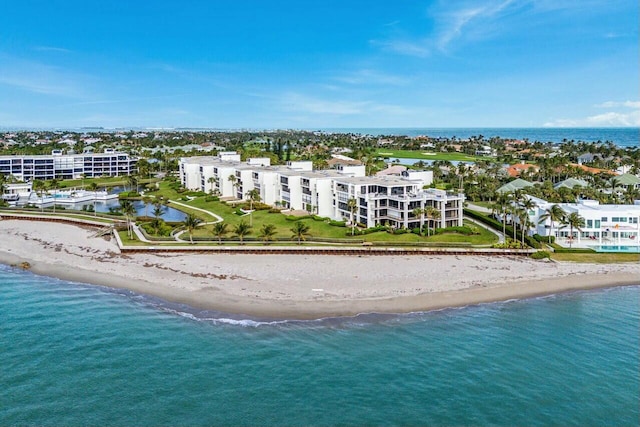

1,264,638,426
320,127,639,148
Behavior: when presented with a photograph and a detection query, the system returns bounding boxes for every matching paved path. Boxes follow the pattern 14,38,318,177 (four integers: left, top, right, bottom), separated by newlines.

168,199,224,242
465,216,505,244
466,202,492,214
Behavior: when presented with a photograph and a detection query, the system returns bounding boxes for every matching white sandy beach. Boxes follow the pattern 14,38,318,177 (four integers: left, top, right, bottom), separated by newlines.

0,220,638,319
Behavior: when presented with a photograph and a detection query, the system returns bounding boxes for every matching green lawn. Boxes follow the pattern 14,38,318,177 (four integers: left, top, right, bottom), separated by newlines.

132,179,498,246
375,149,491,162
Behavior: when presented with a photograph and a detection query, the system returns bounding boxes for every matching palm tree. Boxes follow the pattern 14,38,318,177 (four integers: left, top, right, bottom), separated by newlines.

562,212,585,248
291,221,311,244
259,224,277,244
347,197,358,236
228,174,238,197
425,206,440,237
211,222,229,244
412,207,426,236
32,179,46,212
245,188,261,226
538,204,566,244
183,214,202,244
119,199,136,239
207,176,218,195
609,176,621,203
127,175,139,193
151,202,166,235
142,195,153,218
48,178,60,213
233,220,252,244
88,182,99,216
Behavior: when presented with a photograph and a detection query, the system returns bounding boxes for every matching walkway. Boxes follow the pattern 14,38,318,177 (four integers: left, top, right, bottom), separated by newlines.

465,216,505,244
167,199,223,243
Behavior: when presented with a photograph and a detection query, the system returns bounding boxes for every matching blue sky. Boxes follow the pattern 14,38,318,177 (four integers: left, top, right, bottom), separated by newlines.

0,0,638,129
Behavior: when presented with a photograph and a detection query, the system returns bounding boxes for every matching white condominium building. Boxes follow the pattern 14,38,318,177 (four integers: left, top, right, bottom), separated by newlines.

180,153,464,228
0,149,138,181
332,175,464,229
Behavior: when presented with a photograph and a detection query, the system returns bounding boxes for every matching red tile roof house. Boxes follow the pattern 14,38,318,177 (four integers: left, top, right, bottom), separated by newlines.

506,163,540,177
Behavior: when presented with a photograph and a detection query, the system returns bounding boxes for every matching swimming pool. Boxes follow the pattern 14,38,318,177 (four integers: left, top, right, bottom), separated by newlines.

590,245,640,253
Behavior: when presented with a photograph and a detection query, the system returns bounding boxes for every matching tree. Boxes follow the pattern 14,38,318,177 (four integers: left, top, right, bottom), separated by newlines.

151,201,166,235
142,195,153,218
562,212,585,248
412,207,426,236
32,179,46,212
228,174,238,197
207,176,218,195
119,199,136,239
347,197,358,236
426,206,441,236
48,178,60,213
211,222,229,244
88,182,99,216
291,221,311,244
259,224,277,244
127,175,138,193
245,188,261,226
538,204,566,244
183,214,202,244
233,220,252,244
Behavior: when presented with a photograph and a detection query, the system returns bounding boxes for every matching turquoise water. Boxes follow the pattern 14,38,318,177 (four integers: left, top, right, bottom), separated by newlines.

591,245,640,253
321,127,639,148
1,265,638,426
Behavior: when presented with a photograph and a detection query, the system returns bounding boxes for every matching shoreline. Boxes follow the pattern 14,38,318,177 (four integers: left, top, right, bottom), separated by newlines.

1,252,638,321
1,220,638,320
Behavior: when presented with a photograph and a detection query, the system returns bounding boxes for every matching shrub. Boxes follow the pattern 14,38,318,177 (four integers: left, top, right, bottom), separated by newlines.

393,228,409,235
491,239,526,249
328,220,346,227
531,250,551,259
204,195,220,202
433,226,476,235
312,215,329,221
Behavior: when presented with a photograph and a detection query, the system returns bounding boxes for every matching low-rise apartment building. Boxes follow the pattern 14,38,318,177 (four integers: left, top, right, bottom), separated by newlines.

0,149,138,181
179,153,464,229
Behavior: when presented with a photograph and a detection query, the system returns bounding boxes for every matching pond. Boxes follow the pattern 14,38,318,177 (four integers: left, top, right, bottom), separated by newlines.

85,200,187,222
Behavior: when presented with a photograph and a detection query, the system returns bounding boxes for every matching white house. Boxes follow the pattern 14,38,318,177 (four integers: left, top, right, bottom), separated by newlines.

525,196,640,246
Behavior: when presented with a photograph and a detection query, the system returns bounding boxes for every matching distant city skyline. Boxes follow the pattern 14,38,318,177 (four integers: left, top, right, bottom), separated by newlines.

0,0,638,129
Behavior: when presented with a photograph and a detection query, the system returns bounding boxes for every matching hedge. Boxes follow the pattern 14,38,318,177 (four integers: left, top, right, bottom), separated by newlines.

550,243,595,253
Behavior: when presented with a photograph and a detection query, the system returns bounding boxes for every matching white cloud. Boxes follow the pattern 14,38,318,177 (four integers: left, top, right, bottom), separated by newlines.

32,46,72,54
370,39,431,57
279,93,413,118
334,69,410,86
0,56,90,98
594,100,640,109
372,0,522,56
543,111,640,127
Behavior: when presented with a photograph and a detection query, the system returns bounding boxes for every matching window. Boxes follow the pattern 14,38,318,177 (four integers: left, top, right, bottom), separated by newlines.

601,217,608,222
595,220,601,228
586,220,593,228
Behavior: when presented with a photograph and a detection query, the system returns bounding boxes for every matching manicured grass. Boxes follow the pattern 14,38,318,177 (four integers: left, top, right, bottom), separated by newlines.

551,253,640,263
139,179,497,246
375,149,491,162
